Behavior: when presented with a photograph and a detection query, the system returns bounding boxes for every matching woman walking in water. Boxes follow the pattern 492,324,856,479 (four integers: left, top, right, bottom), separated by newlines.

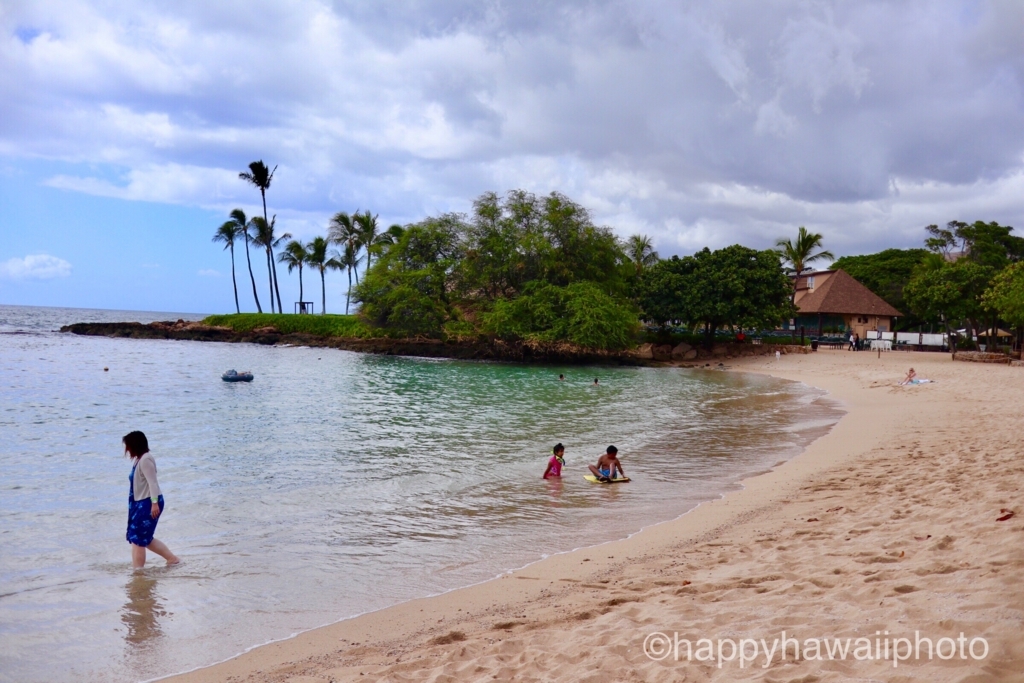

123,431,179,569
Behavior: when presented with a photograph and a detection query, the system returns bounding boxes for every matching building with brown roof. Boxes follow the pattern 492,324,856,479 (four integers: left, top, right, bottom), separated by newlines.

787,269,902,337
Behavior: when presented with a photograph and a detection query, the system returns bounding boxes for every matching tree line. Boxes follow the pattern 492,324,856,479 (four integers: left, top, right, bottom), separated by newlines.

213,160,401,315
211,169,1022,353
832,221,1024,349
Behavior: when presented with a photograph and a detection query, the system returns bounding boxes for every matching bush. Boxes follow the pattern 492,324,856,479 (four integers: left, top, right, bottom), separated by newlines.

483,282,639,350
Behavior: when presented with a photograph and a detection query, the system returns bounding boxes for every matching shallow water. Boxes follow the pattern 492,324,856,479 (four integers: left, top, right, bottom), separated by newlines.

0,305,842,683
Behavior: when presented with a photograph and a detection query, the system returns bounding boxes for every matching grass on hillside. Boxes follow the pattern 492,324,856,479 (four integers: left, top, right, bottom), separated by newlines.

202,313,374,338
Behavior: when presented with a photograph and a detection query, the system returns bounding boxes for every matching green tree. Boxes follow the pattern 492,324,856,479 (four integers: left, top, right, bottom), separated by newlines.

831,248,929,321
221,209,261,313
305,236,340,315
212,218,243,313
638,246,794,346
354,215,465,336
982,262,1024,328
248,216,291,314
916,220,1023,341
239,161,282,312
685,245,795,348
635,255,691,326
541,192,626,290
277,240,309,311
483,281,639,350
904,256,993,336
982,261,1024,357
776,226,834,279
626,234,659,275
462,190,546,298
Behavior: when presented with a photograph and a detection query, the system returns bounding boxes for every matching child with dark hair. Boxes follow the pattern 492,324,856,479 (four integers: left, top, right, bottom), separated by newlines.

543,443,566,479
123,431,179,569
588,445,625,482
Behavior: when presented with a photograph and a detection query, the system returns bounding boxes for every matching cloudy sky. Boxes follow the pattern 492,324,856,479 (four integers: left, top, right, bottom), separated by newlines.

2,0,1023,313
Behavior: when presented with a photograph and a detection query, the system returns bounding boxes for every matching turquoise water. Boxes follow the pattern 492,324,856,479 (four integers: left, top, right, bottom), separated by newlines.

0,305,842,682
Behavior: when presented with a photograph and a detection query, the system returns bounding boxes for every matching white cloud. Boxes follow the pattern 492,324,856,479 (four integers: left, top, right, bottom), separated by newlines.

0,254,72,280
1,0,1022,258
197,269,220,277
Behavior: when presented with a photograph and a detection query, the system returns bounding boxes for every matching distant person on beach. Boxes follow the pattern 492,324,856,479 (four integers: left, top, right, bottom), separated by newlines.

901,368,917,384
123,431,179,569
588,446,625,482
542,443,566,479
848,332,855,351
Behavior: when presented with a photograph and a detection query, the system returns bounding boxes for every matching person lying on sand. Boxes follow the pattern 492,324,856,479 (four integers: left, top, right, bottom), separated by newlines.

899,368,934,386
588,445,625,482
543,443,566,479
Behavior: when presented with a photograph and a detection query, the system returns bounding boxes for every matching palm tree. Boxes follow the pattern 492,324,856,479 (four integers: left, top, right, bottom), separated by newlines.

328,210,362,276
354,210,383,275
278,240,309,312
775,226,834,277
212,220,242,313
332,242,364,314
239,160,283,311
305,236,340,315
222,209,261,313
776,227,835,304
248,216,291,313
626,234,659,275
379,224,405,253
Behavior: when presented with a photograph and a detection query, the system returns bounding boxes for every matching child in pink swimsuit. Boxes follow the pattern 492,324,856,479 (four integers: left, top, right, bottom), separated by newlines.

542,443,566,479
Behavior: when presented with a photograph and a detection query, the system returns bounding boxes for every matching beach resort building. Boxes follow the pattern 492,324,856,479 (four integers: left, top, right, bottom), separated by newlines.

787,269,902,337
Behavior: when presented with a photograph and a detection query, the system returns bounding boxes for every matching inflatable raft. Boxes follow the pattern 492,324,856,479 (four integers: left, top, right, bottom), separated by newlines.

221,369,254,382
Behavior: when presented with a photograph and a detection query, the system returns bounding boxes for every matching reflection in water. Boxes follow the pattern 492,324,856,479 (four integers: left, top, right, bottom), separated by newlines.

121,573,166,645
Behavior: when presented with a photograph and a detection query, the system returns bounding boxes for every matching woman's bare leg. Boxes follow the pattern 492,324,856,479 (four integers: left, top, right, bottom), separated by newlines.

131,543,147,569
146,539,180,565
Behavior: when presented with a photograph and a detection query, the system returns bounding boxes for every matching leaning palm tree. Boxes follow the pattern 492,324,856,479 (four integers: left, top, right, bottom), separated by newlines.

248,216,291,313
222,209,261,313
212,220,242,313
305,236,340,315
331,242,364,315
626,234,659,275
239,160,283,310
278,240,309,312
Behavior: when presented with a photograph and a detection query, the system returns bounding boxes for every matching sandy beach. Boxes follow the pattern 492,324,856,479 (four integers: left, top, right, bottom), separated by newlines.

168,349,1023,683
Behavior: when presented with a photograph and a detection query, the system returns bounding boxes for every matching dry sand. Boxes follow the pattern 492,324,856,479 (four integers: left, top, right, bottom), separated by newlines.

168,350,1023,682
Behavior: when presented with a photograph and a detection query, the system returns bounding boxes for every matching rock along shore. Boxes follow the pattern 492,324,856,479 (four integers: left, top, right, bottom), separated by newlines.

60,320,809,365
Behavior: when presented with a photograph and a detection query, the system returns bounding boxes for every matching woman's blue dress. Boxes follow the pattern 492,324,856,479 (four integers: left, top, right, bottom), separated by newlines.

126,463,164,547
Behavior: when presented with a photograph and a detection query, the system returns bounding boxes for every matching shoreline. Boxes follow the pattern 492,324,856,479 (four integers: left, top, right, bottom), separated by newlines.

165,348,1024,682
59,320,809,365
152,369,836,683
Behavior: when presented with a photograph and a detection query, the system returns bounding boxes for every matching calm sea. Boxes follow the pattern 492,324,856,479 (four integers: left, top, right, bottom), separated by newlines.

0,304,842,683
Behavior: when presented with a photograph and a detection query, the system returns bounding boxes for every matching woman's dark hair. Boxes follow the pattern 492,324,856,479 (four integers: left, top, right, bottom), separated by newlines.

123,431,150,459
606,445,618,454
553,443,565,453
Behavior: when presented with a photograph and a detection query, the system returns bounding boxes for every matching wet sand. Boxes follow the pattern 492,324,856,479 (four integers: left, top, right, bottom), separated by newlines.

167,349,1024,682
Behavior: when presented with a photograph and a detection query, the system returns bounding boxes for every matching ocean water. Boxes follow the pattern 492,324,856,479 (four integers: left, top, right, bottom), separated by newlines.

0,305,842,683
